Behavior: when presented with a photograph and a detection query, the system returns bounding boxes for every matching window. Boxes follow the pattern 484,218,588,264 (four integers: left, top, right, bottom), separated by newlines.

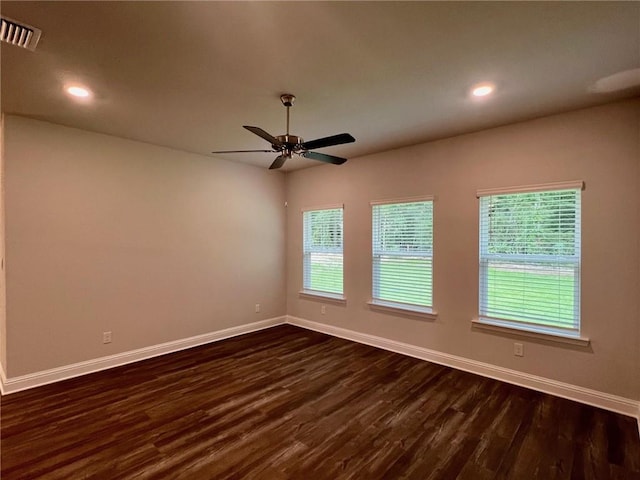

302,206,344,297
371,198,434,314
478,182,582,338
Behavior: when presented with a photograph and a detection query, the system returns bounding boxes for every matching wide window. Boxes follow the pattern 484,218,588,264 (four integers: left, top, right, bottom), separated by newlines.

302,206,344,297
478,182,582,337
371,198,433,312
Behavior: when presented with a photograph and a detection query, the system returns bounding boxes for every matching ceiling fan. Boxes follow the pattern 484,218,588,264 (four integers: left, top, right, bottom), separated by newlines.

212,94,355,170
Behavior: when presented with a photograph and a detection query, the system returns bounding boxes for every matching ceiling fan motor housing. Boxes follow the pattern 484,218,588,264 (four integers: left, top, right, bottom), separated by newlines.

275,134,303,150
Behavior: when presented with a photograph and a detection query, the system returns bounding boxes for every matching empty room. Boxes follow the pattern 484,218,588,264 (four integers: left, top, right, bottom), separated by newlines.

1,2,639,479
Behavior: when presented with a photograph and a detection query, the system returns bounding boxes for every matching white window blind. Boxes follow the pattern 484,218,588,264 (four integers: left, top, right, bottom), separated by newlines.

478,186,581,335
303,207,343,295
372,199,433,308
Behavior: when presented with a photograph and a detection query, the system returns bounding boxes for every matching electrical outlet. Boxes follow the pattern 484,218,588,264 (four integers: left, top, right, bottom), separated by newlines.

103,331,112,344
321,305,326,315
255,303,260,313
514,343,524,357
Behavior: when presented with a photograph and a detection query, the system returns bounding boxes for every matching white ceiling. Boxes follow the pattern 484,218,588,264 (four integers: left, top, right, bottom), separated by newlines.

2,2,639,171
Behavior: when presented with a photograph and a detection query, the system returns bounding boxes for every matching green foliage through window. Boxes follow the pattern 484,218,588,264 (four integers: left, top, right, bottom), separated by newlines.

486,191,577,256
303,208,344,295
479,187,581,332
373,200,433,307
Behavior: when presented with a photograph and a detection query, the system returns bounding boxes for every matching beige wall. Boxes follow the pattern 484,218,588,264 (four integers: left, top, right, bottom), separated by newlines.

2,100,639,402
286,99,640,400
4,116,286,377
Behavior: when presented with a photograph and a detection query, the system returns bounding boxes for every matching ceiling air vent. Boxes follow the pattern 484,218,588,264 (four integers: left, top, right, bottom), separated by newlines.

0,16,41,51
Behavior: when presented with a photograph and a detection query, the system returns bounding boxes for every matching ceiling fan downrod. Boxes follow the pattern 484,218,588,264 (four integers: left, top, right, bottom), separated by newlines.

277,94,302,149
281,93,295,136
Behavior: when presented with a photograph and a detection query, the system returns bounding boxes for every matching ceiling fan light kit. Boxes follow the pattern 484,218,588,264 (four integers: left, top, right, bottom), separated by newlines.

212,94,355,170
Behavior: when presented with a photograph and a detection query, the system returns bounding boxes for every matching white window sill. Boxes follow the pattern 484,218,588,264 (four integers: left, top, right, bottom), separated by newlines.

472,316,590,347
299,290,347,305
367,300,437,320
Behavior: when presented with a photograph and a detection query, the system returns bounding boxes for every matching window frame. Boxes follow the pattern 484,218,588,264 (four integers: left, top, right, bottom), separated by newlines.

369,196,436,319
475,181,587,343
300,204,345,302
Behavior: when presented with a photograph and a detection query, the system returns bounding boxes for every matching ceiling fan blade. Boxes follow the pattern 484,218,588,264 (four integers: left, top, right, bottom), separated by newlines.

301,133,355,151
301,151,347,165
269,154,288,170
243,126,284,148
211,149,275,154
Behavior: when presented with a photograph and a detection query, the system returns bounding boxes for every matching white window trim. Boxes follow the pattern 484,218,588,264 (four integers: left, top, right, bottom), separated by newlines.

477,180,584,198
368,299,437,320
370,194,435,206
472,317,590,347
299,289,347,304
476,182,583,342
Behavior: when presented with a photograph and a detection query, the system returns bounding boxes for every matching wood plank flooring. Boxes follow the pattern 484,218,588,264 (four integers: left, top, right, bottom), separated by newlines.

1,325,639,479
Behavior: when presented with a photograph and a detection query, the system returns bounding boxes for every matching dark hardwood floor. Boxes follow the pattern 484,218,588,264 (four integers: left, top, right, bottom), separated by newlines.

1,324,639,479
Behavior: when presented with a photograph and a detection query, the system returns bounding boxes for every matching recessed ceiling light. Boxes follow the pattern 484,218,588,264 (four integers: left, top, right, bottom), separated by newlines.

471,83,495,97
66,85,91,98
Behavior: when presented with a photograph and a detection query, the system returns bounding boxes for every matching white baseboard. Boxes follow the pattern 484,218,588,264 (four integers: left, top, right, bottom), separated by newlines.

0,316,286,395
286,315,640,420
0,361,7,395
2,313,639,432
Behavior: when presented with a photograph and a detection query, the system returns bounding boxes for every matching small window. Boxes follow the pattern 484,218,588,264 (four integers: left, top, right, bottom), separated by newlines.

371,198,433,312
478,183,582,337
302,206,344,297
